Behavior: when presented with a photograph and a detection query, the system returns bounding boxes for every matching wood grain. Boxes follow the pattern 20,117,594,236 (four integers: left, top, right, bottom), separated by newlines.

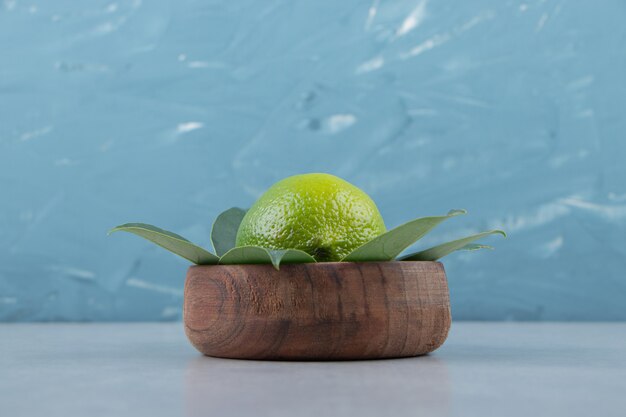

183,262,451,360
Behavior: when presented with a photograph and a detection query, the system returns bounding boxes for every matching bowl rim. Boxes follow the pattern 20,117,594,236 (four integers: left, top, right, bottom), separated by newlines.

187,260,443,270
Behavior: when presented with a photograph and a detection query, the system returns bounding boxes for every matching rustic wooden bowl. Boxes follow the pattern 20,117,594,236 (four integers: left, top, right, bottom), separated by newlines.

183,262,451,360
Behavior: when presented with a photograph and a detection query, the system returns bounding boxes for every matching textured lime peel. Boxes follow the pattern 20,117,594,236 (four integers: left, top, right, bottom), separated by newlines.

235,173,386,262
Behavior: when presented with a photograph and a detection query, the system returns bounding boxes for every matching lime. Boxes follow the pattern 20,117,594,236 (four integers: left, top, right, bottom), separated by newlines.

235,173,386,261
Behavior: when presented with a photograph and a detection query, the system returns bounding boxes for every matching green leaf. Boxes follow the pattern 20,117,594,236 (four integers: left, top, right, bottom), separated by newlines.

219,246,316,270
399,230,506,261
211,207,247,256
342,209,467,262
458,243,494,252
109,223,219,265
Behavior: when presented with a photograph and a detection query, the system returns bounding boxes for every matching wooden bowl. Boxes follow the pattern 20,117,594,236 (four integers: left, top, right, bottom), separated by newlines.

183,262,451,360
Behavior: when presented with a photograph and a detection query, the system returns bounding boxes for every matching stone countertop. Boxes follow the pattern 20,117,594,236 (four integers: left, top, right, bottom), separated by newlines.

1,322,624,417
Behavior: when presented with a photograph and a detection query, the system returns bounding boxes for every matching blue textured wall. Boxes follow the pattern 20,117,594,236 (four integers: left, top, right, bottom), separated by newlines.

1,0,625,321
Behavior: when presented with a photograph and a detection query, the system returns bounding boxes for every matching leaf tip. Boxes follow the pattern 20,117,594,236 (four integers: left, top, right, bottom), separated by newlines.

448,209,467,217
107,226,122,236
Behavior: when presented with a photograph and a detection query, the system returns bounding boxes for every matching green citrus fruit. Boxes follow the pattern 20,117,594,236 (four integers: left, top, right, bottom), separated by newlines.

235,173,386,262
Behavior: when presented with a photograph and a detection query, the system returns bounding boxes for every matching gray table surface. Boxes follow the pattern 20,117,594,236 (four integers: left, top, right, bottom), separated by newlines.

1,322,625,417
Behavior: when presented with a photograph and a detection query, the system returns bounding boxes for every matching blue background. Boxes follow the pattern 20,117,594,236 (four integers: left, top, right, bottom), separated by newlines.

1,0,625,321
